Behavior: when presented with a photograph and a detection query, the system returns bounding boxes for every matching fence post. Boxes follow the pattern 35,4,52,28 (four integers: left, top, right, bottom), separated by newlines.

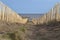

0,2,2,20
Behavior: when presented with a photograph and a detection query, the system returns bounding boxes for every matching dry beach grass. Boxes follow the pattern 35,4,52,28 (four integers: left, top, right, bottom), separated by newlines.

0,21,60,40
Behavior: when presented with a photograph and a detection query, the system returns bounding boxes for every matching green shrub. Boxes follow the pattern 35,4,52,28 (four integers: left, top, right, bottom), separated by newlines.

20,26,26,33
7,32,22,40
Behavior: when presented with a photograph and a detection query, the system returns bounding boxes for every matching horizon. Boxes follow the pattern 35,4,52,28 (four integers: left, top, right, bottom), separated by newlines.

0,0,60,14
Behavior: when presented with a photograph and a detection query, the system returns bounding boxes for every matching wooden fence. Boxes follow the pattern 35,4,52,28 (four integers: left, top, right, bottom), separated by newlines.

32,3,60,25
0,1,28,24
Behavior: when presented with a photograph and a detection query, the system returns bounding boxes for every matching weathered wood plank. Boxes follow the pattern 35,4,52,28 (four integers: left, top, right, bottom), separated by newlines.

0,1,28,24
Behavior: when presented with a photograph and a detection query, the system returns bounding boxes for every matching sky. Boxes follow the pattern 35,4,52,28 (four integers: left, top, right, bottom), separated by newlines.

0,0,60,14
